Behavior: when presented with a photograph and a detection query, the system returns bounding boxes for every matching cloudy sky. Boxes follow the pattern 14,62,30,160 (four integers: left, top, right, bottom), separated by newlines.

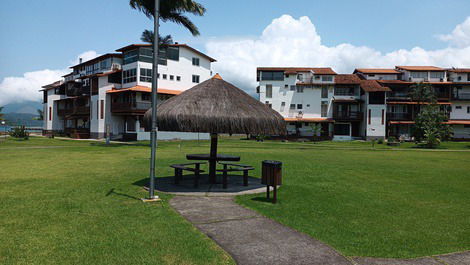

1,0,470,106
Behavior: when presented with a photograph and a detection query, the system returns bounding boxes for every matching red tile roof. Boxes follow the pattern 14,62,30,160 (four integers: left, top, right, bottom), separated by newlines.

335,74,361,84
115,43,216,62
354,68,401,74
448,68,470,73
387,101,452,105
284,117,334,123
106,86,182,95
257,67,337,75
396,66,444,71
445,120,470,125
69,53,122,69
359,80,391,92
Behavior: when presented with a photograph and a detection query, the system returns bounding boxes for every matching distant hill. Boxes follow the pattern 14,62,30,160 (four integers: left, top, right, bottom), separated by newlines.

2,101,42,114
3,113,42,127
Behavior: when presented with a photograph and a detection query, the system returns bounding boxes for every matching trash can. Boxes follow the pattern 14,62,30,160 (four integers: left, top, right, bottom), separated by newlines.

261,160,282,203
261,160,282,186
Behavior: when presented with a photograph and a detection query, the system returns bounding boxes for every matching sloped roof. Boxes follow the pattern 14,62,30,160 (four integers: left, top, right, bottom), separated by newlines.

257,67,337,75
106,86,182,95
359,80,391,92
143,74,286,135
396,66,444,71
335,74,361,84
69,53,122,69
354,68,401,74
448,68,470,73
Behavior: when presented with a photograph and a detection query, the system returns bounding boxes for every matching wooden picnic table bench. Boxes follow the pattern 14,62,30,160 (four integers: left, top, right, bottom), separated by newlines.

217,162,254,189
170,162,206,187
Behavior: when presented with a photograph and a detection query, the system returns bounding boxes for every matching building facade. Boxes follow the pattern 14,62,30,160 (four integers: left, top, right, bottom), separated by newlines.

42,43,216,140
257,66,470,140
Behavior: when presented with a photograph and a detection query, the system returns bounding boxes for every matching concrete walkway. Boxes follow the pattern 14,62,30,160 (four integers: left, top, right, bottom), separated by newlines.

170,196,469,265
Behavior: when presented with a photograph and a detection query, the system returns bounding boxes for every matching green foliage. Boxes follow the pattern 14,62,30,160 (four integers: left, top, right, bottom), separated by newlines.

140,30,174,46
415,105,452,148
35,109,44,120
0,106,4,120
411,82,452,148
377,138,384,144
129,0,206,36
255,134,266,142
310,123,322,141
9,126,29,139
387,136,398,142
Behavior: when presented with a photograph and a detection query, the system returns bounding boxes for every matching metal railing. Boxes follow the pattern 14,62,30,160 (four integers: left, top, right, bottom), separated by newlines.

333,111,363,120
111,101,151,113
387,112,412,121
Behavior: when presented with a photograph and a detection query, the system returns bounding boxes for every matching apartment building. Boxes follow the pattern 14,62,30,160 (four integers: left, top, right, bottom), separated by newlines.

42,43,216,140
257,66,470,140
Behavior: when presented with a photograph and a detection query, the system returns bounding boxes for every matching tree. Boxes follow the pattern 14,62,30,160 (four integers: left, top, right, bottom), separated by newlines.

0,106,4,121
310,123,322,142
129,0,206,36
140,30,173,46
36,109,44,121
411,83,452,147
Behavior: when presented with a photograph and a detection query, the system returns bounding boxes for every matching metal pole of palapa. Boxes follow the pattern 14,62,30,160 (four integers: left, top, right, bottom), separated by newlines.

147,0,160,200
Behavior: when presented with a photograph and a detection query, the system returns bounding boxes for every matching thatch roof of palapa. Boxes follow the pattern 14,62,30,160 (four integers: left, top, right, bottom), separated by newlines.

144,74,286,135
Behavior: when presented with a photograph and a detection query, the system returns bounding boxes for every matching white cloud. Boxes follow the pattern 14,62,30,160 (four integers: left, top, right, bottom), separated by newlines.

438,17,470,48
206,15,470,93
0,50,99,106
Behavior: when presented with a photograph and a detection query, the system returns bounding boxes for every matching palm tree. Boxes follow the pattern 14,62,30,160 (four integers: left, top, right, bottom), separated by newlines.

36,109,44,121
140,30,173,46
129,0,206,36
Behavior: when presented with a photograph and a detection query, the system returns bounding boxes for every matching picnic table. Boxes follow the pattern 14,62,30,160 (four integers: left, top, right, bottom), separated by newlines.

186,154,240,183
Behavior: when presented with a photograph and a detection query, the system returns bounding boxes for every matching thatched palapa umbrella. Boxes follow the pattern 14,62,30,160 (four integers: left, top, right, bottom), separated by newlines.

144,74,286,183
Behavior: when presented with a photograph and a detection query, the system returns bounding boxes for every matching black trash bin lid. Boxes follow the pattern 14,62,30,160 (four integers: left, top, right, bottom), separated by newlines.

262,160,282,168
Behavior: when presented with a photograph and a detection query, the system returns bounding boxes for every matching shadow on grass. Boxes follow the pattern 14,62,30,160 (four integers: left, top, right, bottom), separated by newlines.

250,196,274,204
106,188,141,201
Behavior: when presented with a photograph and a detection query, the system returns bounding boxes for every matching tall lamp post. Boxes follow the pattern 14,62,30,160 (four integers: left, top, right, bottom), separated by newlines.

146,0,160,201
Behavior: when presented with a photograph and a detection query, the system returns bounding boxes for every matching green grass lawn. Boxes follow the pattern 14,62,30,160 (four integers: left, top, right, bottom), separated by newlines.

0,137,469,263
0,137,234,265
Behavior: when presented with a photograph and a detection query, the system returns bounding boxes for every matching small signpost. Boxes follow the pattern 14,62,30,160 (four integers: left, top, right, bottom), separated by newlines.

261,160,282,204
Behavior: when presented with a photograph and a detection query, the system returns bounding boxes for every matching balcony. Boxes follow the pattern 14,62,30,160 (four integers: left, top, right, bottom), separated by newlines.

387,112,413,121
452,92,470,100
111,101,151,114
333,111,363,120
387,91,411,101
296,77,334,85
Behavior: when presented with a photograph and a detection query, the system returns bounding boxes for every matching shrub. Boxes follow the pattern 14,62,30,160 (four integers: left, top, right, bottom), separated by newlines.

9,126,29,140
377,139,384,144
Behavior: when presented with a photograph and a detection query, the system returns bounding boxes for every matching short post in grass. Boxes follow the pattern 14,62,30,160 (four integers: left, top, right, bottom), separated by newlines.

105,124,110,145
261,160,282,204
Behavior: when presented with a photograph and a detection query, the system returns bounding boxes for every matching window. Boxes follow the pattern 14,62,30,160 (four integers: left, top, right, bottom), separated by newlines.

296,86,304,93
467,106,470,114
96,100,99,119
280,102,286,112
265,101,272,108
430,72,444,79
381,109,385,125
176,76,181,81
140,68,152,82
100,59,110,70
334,123,350,136
290,104,296,110
123,68,137,83
170,75,174,81
261,71,284,81
290,85,296,91
368,109,371,124
49,106,52,121
321,75,333,82
100,100,104,119
368,74,375,77
123,49,138,64
192,75,200,83
142,93,151,101
465,125,470,128
306,104,310,107
321,86,328,98
166,46,179,61
297,104,303,110
369,92,385,104
163,74,167,80
456,106,462,109
265,84,272,98
284,84,289,89
192,57,200,66
321,101,328,117
411,72,427,79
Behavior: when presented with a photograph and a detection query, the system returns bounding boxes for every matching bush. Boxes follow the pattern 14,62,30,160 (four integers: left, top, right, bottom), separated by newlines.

377,139,384,144
9,126,29,140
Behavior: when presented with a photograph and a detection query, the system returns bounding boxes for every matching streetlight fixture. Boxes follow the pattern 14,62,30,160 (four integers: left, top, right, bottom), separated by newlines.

143,0,161,202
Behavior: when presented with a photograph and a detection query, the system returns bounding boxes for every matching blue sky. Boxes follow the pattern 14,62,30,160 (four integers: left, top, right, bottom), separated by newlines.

1,0,470,105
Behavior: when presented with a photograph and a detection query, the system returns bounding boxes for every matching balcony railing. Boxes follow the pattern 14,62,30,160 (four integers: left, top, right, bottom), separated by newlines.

333,111,363,120
387,112,413,121
334,90,357,96
297,77,333,84
452,92,470,100
111,101,151,113
387,91,410,100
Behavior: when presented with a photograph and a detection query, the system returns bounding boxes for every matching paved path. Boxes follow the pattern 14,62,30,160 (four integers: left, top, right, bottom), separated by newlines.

170,196,469,265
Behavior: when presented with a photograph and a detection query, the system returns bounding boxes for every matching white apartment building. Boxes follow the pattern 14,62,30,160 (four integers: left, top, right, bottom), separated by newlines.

258,66,470,140
42,43,215,140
